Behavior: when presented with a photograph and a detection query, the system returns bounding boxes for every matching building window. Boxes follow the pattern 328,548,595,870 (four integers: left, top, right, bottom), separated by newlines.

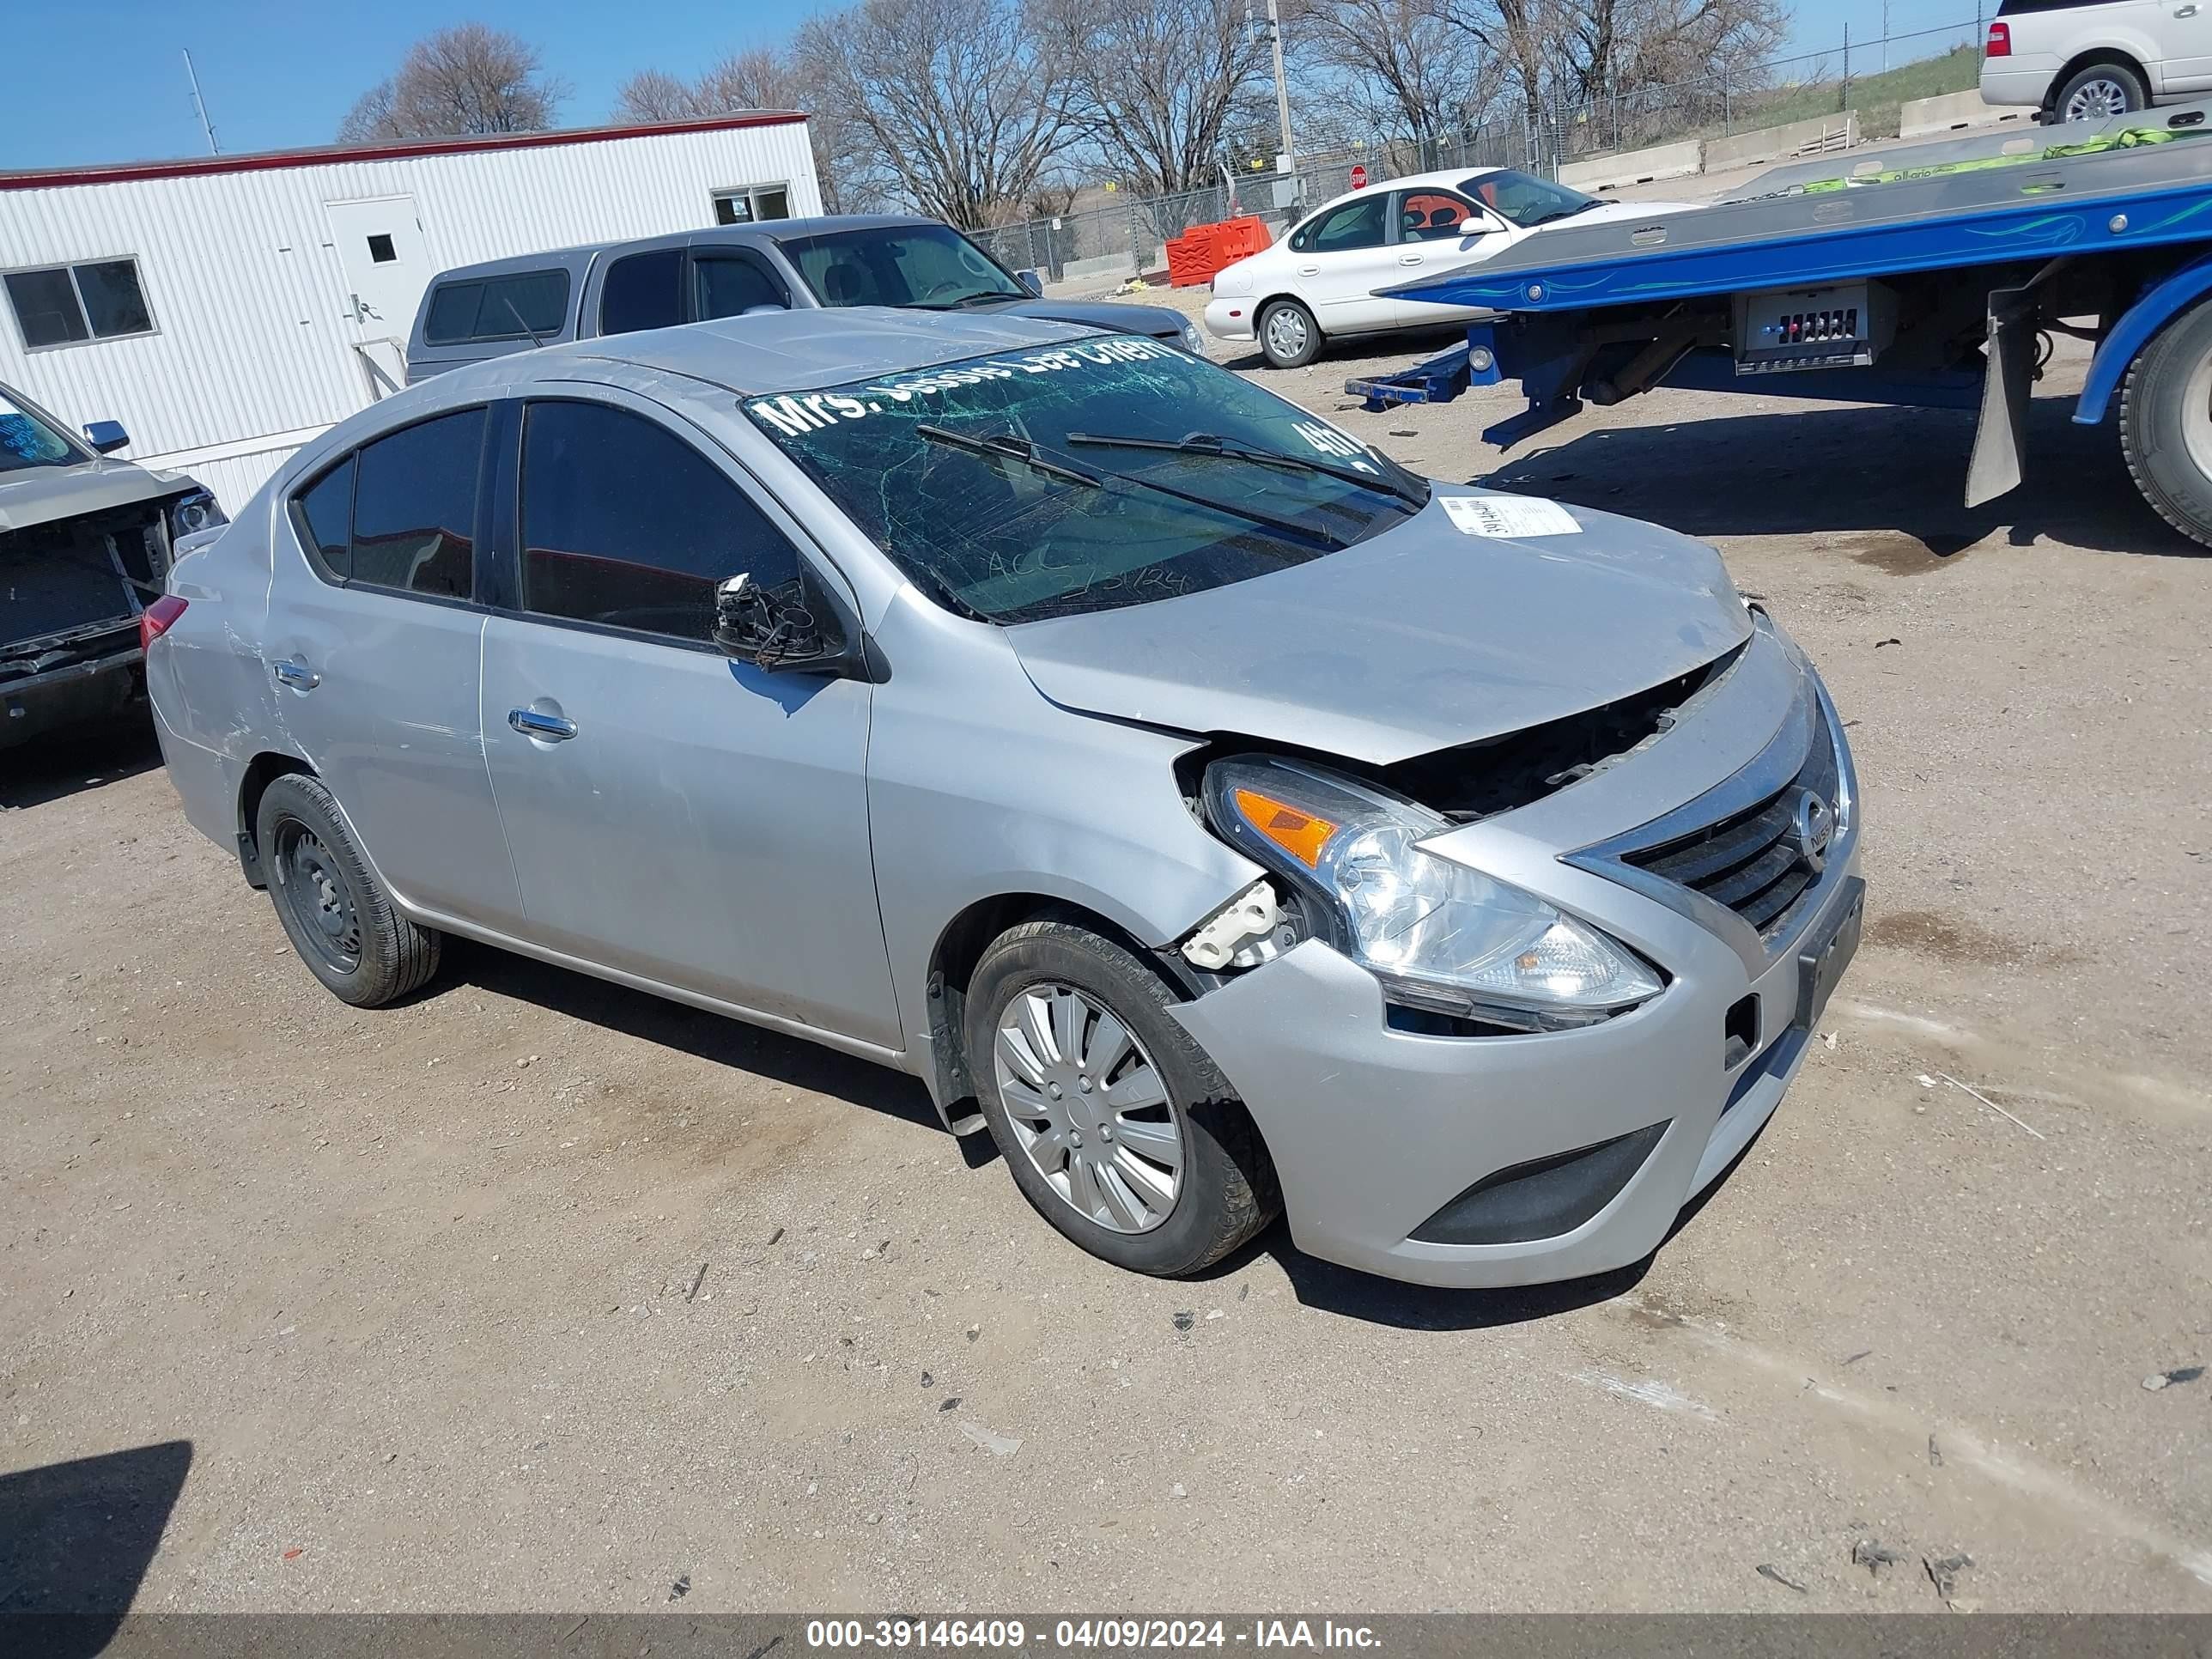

3,258,155,349
711,184,792,226
367,234,398,264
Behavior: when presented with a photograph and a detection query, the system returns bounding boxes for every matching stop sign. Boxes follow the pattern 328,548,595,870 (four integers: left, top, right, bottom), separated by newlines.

1349,163,1369,190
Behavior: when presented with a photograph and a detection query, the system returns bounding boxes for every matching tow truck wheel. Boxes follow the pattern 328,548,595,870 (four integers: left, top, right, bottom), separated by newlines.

1257,299,1321,369
2119,299,2212,550
965,917,1279,1276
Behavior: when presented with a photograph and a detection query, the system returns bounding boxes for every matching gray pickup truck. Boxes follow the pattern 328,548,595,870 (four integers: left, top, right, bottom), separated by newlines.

1,383,223,747
405,214,1204,382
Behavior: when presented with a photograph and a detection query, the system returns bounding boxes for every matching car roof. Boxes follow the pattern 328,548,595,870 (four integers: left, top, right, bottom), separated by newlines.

410,307,1104,404
428,214,946,286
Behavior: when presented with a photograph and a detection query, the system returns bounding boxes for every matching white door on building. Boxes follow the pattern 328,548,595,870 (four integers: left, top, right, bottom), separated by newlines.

325,196,430,396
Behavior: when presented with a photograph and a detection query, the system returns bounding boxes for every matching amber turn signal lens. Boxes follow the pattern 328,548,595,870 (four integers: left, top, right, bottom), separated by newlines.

1233,787,1338,868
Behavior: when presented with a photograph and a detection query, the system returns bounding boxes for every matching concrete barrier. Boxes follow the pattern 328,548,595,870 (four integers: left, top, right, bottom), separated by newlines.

1901,89,2031,140
1705,112,1859,173
1559,139,1705,193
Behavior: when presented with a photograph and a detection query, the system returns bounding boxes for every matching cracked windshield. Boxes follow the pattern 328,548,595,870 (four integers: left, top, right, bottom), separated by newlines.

745,337,1426,623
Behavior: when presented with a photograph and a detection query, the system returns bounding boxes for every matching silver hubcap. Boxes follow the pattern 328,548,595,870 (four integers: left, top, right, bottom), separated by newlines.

2181,349,2212,482
993,982,1183,1234
1265,307,1309,361
2065,78,2133,121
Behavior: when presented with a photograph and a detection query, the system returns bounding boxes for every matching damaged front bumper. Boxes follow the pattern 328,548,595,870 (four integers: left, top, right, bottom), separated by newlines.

1171,621,1863,1288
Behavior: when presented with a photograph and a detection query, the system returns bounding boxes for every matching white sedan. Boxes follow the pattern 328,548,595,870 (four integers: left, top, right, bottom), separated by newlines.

1206,167,1698,368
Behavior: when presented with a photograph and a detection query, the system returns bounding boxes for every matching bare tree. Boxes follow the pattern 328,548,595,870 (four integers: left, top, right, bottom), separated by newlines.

693,47,799,112
1035,0,1273,197
338,24,567,142
792,0,1077,226
1297,0,1501,149
1436,0,1784,122
611,69,698,124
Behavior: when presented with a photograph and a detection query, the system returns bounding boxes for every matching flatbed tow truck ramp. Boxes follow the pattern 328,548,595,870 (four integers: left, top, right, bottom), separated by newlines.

1350,101,2212,545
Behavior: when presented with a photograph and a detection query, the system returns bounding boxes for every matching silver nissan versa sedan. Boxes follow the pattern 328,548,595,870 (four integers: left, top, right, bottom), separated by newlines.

145,307,1863,1288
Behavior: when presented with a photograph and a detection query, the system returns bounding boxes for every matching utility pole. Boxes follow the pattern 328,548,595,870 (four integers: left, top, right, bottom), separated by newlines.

1882,3,1891,74
183,49,219,155
1249,0,1295,175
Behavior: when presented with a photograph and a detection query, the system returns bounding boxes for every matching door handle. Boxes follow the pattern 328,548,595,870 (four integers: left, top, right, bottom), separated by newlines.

1398,253,1425,265
2179,4,2199,15
508,708,577,741
270,657,319,690
1297,264,1321,276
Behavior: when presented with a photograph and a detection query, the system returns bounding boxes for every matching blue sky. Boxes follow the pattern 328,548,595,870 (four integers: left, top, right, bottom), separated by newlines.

3,0,1986,173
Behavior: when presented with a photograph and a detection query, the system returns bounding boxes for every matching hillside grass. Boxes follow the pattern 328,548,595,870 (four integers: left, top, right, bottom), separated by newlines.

1722,46,1984,142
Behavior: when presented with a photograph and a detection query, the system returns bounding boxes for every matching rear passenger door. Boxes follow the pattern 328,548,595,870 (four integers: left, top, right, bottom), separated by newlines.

477,392,899,1047
1288,194,1401,334
265,405,523,929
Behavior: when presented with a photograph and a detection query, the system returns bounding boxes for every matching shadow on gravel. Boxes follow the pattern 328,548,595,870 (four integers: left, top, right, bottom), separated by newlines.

0,708,163,812
443,939,944,1133
0,1438,191,1651
1479,396,2203,560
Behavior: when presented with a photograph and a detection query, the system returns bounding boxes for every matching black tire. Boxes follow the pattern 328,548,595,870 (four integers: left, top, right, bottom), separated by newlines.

1256,299,1321,369
2118,299,2212,550
2052,60,2148,124
256,773,441,1006
965,919,1279,1277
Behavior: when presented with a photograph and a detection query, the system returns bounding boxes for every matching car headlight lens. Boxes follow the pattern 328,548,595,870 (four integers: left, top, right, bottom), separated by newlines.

1178,319,1207,357
167,488,228,541
1204,757,1663,1030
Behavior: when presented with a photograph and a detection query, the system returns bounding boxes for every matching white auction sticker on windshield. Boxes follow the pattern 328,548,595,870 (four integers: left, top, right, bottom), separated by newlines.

1438,495,1582,538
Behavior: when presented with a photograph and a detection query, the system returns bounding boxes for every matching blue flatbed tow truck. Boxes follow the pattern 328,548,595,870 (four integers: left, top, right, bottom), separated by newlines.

1348,101,2212,545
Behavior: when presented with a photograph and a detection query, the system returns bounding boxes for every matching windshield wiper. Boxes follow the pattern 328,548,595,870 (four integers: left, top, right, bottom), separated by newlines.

1064,429,1427,510
917,423,1350,550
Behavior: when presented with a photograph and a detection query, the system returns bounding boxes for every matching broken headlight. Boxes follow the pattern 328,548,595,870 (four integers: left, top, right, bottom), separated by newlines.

1202,757,1663,1031
167,489,228,543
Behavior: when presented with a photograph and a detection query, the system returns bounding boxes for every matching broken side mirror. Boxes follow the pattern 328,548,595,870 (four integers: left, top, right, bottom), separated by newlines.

84,420,130,454
713,568,869,677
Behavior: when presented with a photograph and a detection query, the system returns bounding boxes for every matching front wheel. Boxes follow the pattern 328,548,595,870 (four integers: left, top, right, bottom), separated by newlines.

1257,299,1321,369
2053,61,2148,124
965,919,1279,1276
2118,299,2212,550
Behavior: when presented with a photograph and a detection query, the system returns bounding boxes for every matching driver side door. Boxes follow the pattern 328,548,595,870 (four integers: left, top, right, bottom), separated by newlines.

477,389,900,1048
1389,188,1510,327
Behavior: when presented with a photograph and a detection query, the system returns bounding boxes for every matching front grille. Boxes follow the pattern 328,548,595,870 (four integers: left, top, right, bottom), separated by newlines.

1620,701,1840,939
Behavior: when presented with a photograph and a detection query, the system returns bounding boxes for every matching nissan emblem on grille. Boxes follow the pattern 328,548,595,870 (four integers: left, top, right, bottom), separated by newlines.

1793,791,1835,876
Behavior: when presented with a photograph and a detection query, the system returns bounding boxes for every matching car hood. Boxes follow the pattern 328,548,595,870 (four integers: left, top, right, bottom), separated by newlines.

978,297,1188,341
0,456,188,534
1003,490,1751,766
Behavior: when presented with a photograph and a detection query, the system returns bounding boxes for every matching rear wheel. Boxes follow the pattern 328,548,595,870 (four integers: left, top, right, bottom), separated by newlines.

965,919,1278,1276
2118,299,2212,550
257,773,441,1006
1257,299,1321,369
2053,60,2148,124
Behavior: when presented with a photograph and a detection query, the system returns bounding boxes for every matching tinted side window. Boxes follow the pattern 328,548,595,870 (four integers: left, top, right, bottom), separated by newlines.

292,455,355,580
483,270,568,337
423,282,483,345
599,249,684,335
1308,197,1389,252
349,409,483,599
520,400,801,643
693,254,788,319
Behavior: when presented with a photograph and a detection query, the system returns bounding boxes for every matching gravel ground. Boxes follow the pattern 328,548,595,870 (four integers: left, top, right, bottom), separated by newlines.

3,293,2209,1616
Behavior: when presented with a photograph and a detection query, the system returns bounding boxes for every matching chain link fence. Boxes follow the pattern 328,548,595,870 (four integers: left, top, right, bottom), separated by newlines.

963,15,1990,292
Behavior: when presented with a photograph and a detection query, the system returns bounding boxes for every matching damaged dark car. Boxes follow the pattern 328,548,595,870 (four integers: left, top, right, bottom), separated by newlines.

1,382,223,747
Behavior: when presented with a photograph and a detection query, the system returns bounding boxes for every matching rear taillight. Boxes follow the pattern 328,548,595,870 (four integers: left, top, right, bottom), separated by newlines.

1987,21,2010,58
140,594,188,653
